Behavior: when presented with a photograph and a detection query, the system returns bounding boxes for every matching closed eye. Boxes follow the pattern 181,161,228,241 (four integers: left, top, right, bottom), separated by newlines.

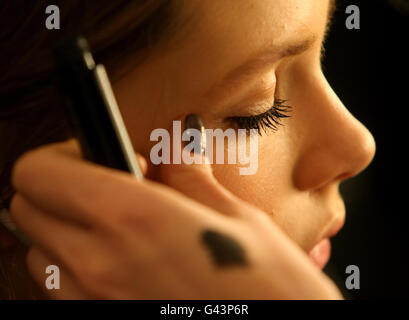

226,98,292,135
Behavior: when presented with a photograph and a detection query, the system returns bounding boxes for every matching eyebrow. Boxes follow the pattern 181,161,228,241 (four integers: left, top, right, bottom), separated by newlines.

205,0,337,100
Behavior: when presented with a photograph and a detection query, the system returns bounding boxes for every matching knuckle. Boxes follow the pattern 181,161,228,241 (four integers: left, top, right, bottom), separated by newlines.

26,246,43,269
89,181,154,230
116,207,158,236
51,138,82,158
9,193,26,221
74,255,114,297
25,247,36,265
96,207,152,240
11,140,80,190
68,172,126,224
11,150,38,189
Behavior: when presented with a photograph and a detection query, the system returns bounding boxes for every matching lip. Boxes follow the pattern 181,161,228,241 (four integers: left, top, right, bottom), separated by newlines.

308,218,345,269
325,217,345,239
308,238,331,269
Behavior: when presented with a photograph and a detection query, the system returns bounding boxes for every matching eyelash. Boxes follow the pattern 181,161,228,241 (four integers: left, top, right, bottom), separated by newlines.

227,98,292,135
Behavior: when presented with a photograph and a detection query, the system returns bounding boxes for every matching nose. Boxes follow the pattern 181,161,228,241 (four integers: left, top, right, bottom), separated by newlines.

293,72,376,191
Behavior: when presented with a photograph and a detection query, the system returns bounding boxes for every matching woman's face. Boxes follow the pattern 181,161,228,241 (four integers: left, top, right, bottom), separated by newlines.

113,0,375,266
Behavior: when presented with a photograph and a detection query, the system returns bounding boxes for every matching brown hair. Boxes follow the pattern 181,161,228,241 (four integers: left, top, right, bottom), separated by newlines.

0,0,182,298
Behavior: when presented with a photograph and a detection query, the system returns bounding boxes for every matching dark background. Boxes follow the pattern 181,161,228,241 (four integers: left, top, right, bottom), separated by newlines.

322,0,408,299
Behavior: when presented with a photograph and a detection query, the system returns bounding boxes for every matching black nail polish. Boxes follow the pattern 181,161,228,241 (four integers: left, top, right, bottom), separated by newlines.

184,114,206,155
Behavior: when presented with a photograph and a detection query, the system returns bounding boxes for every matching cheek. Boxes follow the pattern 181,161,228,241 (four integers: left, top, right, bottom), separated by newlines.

212,156,323,250
112,59,182,157
210,131,323,250
211,133,293,214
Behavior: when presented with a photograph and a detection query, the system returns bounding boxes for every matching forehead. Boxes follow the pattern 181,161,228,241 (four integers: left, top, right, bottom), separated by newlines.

178,0,329,53
156,0,331,115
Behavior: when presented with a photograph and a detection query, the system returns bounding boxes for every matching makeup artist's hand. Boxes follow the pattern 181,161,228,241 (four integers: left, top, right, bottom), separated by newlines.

9,139,342,299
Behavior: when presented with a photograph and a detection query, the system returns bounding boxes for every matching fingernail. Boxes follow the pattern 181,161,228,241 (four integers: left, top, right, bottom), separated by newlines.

184,114,206,155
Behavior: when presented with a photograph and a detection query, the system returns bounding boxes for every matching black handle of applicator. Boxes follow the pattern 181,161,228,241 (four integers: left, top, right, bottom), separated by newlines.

53,36,143,179
0,37,146,247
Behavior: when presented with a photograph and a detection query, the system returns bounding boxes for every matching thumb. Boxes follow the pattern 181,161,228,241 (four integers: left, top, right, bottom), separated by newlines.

158,148,248,219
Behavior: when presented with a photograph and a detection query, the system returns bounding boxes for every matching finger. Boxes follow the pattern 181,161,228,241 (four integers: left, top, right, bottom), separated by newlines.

34,138,147,177
49,138,83,158
11,137,223,236
26,246,89,299
60,137,147,178
153,115,256,220
12,193,161,299
11,138,145,225
9,193,99,270
159,149,253,219
136,153,148,176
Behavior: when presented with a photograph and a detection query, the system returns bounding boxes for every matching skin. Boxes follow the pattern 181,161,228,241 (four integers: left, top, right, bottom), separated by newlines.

9,0,375,299
114,0,375,251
